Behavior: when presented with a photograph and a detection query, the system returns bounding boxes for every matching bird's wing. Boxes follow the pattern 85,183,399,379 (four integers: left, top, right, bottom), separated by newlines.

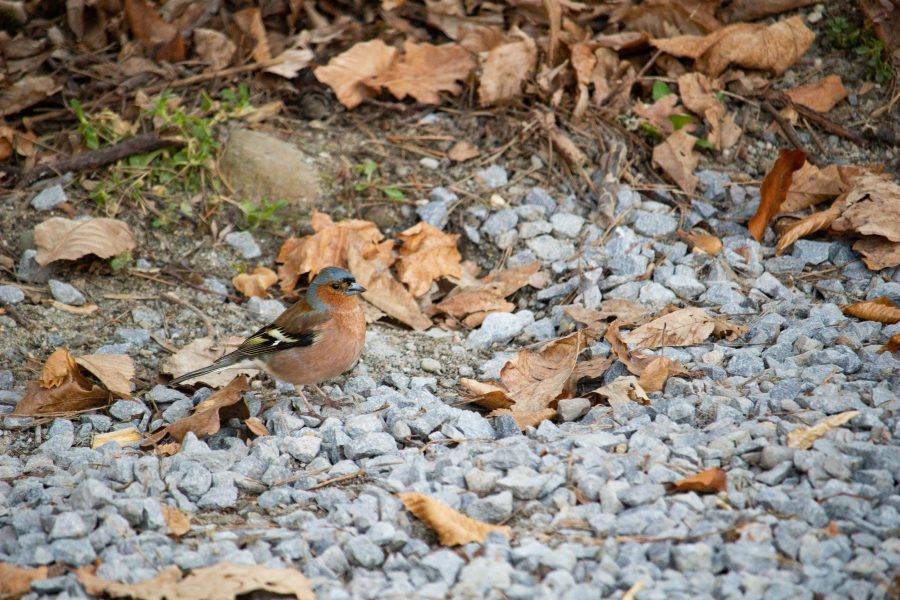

236,301,333,357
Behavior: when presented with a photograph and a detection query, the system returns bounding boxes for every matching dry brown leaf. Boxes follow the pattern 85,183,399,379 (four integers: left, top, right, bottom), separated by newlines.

143,376,250,447
721,0,818,22
712,318,748,341
677,229,723,255
315,40,399,109
231,8,271,62
639,356,670,393
266,48,314,79
448,141,480,161
831,174,900,242
879,333,900,353
460,378,513,410
566,299,650,332
162,336,258,388
775,202,841,256
785,75,849,113
621,0,721,38
664,467,727,494
161,504,191,536
622,307,717,349
651,15,815,77
395,222,462,297
840,297,900,324
605,320,686,380
367,41,475,104
233,267,278,299
0,563,48,597
853,236,900,271
34,217,137,266
633,94,680,135
277,211,384,293
786,410,859,449
245,417,270,437
398,492,511,544
13,348,111,416
193,28,236,70
478,30,537,106
91,427,143,450
0,76,59,118
590,375,650,406
677,72,739,150
426,0,504,42
652,129,699,194
124,0,185,62
782,163,878,212
747,149,806,241
435,261,539,325
75,354,135,398
347,244,432,331
76,562,314,600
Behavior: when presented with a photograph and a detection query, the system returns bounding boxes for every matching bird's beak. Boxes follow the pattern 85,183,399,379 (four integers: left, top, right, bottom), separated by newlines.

347,282,366,295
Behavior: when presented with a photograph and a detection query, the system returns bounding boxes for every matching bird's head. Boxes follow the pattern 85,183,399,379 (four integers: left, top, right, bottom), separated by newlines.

308,267,366,310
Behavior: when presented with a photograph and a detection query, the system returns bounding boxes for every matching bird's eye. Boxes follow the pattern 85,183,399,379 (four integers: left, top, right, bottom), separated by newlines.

331,283,341,290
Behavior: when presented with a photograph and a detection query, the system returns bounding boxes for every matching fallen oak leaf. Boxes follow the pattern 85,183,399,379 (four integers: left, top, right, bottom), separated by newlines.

233,266,278,298
589,375,650,406
231,7,271,62
840,297,900,324
447,140,479,162
124,0,185,62
398,492,511,544
747,148,806,241
775,201,842,256
852,236,900,271
0,75,60,118
830,174,900,243
435,261,539,326
638,356,670,393
782,163,879,212
244,417,270,437
786,410,859,450
347,244,432,331
459,378,513,410
621,307,717,349
478,28,537,106
34,217,137,266
664,467,727,494
652,129,699,194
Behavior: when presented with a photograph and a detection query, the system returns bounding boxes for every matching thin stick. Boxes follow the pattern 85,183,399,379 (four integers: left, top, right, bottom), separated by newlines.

305,469,366,491
760,101,820,166
160,292,218,340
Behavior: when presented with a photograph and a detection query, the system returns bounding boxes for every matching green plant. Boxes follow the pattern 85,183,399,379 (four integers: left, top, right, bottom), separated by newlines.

354,159,405,201
826,17,860,49
240,198,288,229
109,250,132,271
856,37,893,84
70,99,100,150
651,80,671,102
825,18,894,84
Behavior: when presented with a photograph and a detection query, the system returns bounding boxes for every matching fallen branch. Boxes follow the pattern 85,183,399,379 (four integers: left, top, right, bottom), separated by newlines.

13,133,185,188
770,92,900,148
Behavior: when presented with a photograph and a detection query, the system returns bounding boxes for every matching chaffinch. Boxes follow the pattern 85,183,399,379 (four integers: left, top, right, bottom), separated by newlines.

170,267,367,412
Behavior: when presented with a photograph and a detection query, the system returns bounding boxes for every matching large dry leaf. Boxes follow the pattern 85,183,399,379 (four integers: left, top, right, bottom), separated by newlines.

233,267,278,299
277,211,384,293
398,492,510,544
478,30,537,106
652,129,699,194
162,336,258,388
840,297,900,324
347,244,432,331
315,40,399,109
367,41,475,104
124,0,185,62
161,505,190,536
785,75,848,113
786,410,859,450
830,175,900,242
664,467,726,494
142,376,250,447
678,229,723,255
605,320,686,387
0,76,60,117
775,202,842,256
621,0,721,38
92,427,143,450
231,8,271,63
193,28,236,70
0,563,48,597
651,15,815,76
566,300,649,332
75,354,135,398
76,562,313,600
34,217,137,266
748,149,806,241
395,222,462,297
448,141,480,162
13,348,111,416
853,236,900,271
590,375,650,405
622,307,718,349
782,163,877,212
638,356,670,393
435,261,539,326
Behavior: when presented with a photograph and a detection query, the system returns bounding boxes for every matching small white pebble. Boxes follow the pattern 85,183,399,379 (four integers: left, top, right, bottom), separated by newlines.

421,358,441,373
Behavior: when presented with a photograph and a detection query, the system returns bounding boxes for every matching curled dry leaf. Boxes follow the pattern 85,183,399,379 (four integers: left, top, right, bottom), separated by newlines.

448,140,480,162
124,0,185,62
76,562,314,600
51,300,100,316
347,244,432,331
840,297,900,324
193,28,236,70
590,375,650,406
747,149,806,241
0,563,48,598
395,222,462,297
786,410,859,450
478,29,537,106
91,427,143,450
315,40,399,109
782,163,878,212
367,41,476,104
161,504,191,536
678,229,723,255
566,299,649,331
398,492,511,544
13,348,111,416
231,8,271,62
651,15,815,77
664,467,727,494
605,320,687,390
435,261,539,326
233,266,278,298
853,236,900,271
775,202,841,255
785,75,849,113
652,129,699,194
0,75,60,118
34,217,137,266
830,174,900,242
277,211,384,293
639,356,670,393
459,378,512,410
142,376,250,448
75,354,135,398
266,48,314,79
163,336,258,388
245,417,271,437
880,333,900,354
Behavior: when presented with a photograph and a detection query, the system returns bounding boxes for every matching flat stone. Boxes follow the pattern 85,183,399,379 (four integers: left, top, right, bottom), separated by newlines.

31,184,68,210
344,432,397,459
632,211,678,237
557,398,591,422
527,235,575,262
792,240,832,265
48,279,86,306
467,311,535,350
465,491,513,523
0,285,25,304
224,231,261,259
283,436,322,462
17,249,56,283
482,209,518,237
477,165,508,189
550,212,585,238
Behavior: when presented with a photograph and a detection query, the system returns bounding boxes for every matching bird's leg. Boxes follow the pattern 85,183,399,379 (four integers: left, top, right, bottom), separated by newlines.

293,385,319,416
312,384,343,408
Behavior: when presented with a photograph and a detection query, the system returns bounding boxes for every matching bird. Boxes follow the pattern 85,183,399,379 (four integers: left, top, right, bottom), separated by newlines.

169,266,367,413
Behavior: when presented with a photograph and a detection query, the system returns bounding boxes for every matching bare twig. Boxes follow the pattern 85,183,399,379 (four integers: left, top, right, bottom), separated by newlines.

305,469,367,490
760,101,820,166
161,292,218,340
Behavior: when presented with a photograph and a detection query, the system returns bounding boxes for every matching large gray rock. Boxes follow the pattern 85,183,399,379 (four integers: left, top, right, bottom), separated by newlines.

219,129,320,207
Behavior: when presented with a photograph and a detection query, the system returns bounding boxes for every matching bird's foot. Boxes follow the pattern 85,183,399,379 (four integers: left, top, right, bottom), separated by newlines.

312,384,345,409
293,386,322,417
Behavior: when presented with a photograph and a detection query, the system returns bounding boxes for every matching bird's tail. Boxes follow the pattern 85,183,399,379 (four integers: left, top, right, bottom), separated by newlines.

168,352,242,386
